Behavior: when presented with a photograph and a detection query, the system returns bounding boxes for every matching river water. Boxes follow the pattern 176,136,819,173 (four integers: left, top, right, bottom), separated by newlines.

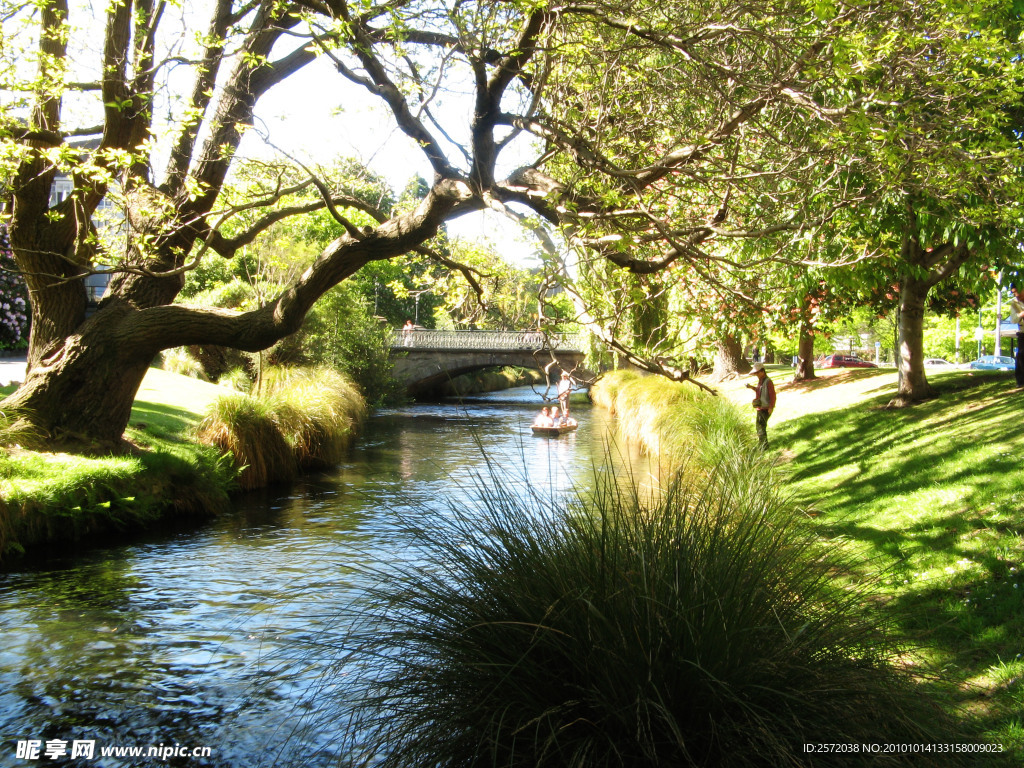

0,389,649,767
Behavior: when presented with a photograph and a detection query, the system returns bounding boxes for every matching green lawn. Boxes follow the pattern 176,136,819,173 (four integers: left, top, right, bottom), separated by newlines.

128,367,226,442
739,366,1024,756
0,368,232,561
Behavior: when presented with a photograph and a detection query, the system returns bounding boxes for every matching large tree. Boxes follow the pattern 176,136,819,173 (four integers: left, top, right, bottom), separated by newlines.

821,1,1024,402
536,0,1023,398
1,0,1019,448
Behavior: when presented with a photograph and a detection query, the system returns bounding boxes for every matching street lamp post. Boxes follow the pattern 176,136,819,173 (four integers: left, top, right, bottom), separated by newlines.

995,275,1004,357
975,309,984,359
410,288,430,326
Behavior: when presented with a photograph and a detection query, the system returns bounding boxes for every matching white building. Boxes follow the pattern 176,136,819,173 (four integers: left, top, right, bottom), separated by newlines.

48,139,120,308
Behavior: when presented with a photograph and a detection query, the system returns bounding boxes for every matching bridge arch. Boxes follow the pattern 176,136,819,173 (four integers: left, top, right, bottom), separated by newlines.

390,330,587,397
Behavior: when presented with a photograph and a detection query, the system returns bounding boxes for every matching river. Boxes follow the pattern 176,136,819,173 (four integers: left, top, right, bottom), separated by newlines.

0,388,649,767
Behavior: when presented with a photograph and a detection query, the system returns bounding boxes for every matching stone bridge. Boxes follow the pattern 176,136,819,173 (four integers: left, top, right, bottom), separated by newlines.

391,329,587,396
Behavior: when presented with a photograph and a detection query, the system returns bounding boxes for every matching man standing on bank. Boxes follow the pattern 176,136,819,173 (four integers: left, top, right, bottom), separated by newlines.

1005,283,1024,389
746,363,776,450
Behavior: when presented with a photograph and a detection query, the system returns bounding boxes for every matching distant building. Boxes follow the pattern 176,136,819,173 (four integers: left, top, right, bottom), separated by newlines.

48,138,119,309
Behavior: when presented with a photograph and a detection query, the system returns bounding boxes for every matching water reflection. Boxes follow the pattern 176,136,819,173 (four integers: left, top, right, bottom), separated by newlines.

0,388,648,767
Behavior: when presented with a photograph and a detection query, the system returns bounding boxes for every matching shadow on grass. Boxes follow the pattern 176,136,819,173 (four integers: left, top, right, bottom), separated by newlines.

784,375,1019,491
890,561,1024,757
0,387,204,441
782,367,895,393
130,399,202,439
778,373,1024,757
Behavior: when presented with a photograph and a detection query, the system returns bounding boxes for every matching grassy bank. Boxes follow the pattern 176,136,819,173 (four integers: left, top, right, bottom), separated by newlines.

1,364,369,560
595,365,1024,759
0,369,234,562
329,371,976,767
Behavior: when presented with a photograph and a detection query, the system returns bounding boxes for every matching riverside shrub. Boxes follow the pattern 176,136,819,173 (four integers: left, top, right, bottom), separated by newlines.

195,392,296,489
592,370,757,473
262,366,367,469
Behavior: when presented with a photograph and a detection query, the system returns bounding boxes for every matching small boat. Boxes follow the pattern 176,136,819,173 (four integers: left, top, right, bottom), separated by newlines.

531,423,578,437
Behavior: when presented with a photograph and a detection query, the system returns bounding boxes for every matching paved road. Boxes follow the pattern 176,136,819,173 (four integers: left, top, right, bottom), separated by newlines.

0,355,27,387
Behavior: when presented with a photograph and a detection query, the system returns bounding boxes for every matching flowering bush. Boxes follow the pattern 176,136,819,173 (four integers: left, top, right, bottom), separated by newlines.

0,225,29,350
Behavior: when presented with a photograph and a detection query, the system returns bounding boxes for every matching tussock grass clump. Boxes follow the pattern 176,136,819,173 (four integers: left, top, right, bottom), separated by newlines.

592,370,751,472
216,366,251,392
614,375,701,455
196,392,296,489
334,463,967,768
196,366,366,487
160,346,208,380
262,366,367,469
661,394,757,467
588,368,644,413
0,407,42,451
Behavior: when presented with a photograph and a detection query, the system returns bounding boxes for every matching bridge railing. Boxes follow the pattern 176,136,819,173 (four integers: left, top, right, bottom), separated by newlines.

392,329,586,352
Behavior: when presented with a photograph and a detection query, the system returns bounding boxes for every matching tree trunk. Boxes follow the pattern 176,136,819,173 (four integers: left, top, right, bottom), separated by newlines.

885,208,975,406
3,304,155,448
711,333,747,381
630,275,668,349
793,321,817,381
891,273,935,405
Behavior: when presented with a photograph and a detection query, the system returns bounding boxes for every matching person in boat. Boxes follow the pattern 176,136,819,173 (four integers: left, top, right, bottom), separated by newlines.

549,406,563,426
533,406,553,427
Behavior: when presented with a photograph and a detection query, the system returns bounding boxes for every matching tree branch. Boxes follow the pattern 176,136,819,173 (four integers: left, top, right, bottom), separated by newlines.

333,0,458,178
187,9,316,211
124,177,476,352
163,0,233,195
470,10,551,189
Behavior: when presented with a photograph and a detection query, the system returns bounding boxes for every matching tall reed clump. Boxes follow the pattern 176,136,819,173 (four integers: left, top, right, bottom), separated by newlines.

195,366,367,489
330,462,970,768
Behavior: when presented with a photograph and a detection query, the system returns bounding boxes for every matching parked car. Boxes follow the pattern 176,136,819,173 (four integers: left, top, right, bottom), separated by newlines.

819,354,877,369
923,358,956,367
968,355,1015,371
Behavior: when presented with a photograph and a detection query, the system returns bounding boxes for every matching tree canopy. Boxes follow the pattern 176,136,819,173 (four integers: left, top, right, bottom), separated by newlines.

0,0,1021,445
